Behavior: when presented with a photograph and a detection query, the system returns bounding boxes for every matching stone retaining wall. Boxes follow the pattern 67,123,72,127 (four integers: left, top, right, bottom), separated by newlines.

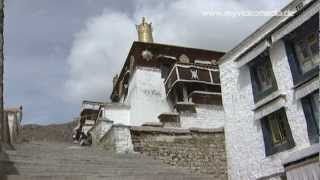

130,126,227,179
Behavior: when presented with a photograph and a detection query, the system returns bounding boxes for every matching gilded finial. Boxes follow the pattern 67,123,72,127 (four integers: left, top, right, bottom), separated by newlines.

142,17,146,24
136,17,154,43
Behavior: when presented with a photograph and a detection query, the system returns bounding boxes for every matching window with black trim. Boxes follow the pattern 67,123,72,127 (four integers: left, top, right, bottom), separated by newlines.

284,14,319,85
301,91,319,144
160,63,171,79
249,51,278,102
261,108,295,156
280,174,287,180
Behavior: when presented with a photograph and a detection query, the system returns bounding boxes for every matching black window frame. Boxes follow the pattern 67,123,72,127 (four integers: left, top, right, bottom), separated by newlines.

301,90,319,144
284,13,319,86
261,108,295,156
160,62,172,79
249,51,278,103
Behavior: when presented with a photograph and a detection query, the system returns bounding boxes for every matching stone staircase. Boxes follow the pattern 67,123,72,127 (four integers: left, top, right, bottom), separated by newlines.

0,141,214,180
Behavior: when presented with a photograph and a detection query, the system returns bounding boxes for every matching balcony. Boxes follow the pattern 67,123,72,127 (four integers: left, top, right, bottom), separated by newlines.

164,64,220,94
164,63,222,106
80,101,104,115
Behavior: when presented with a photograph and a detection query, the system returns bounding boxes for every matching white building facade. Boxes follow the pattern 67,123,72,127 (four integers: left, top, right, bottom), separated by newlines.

5,106,23,144
99,33,226,130
219,0,319,179
123,67,171,126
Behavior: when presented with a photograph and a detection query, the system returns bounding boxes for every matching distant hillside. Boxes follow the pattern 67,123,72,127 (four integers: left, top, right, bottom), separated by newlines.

20,120,78,143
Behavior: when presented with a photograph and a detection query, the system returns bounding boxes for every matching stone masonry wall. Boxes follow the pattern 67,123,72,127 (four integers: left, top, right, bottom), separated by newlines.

130,126,227,179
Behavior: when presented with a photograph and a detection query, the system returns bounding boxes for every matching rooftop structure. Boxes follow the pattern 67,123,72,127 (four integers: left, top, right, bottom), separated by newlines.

136,17,154,43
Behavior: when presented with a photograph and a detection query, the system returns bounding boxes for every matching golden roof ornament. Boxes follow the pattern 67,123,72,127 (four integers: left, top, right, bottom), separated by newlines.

136,17,154,43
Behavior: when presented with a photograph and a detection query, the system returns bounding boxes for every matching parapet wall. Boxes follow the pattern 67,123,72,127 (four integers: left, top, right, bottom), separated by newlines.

130,126,227,178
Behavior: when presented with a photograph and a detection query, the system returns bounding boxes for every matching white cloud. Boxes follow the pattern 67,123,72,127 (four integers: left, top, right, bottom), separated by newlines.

65,0,290,104
65,11,136,103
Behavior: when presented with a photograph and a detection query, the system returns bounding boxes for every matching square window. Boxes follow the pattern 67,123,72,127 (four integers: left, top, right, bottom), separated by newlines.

261,108,295,156
293,33,319,74
268,113,288,145
160,63,171,79
285,14,319,85
176,86,185,102
308,34,318,55
280,174,287,180
249,52,278,102
301,91,319,144
312,93,319,123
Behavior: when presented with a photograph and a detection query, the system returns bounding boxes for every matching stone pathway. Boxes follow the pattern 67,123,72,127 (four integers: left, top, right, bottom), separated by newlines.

0,141,214,180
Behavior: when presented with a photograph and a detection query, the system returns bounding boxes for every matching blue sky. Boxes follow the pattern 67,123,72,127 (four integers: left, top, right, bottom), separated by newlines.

4,0,290,125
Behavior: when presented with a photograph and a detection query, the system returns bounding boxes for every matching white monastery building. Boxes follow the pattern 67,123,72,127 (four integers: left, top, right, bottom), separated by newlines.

219,0,319,179
74,0,319,179
100,17,226,129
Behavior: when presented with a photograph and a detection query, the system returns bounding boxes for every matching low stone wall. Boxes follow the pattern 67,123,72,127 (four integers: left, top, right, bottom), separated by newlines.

130,126,227,179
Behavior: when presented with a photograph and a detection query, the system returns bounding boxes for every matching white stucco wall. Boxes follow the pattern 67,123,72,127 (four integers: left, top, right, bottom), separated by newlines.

220,39,313,180
111,125,134,154
180,105,225,129
105,67,226,129
125,67,171,126
82,125,93,135
8,113,15,143
91,120,113,142
103,106,130,125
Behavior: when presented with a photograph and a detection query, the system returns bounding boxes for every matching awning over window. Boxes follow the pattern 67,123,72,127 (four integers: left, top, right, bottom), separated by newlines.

286,160,319,180
254,95,286,120
294,77,319,100
283,144,320,180
235,40,270,68
271,1,319,42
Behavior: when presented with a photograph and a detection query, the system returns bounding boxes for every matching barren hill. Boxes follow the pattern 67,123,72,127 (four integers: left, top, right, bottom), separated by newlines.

20,120,77,143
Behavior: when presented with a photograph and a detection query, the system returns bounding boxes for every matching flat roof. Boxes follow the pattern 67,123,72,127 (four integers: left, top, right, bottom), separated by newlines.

219,0,317,64
111,41,225,100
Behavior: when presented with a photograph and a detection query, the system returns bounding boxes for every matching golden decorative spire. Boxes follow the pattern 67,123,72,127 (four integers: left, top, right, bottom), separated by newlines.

136,17,154,43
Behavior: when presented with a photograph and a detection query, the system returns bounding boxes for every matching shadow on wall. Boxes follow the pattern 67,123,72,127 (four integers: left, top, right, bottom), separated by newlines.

237,65,251,90
0,144,19,178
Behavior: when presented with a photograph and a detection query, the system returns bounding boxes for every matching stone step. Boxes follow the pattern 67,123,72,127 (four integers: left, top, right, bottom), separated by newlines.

2,155,165,166
5,153,164,167
1,142,213,179
1,159,191,176
6,145,140,159
1,162,179,173
1,159,183,171
2,167,192,177
3,175,214,180
1,167,195,178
